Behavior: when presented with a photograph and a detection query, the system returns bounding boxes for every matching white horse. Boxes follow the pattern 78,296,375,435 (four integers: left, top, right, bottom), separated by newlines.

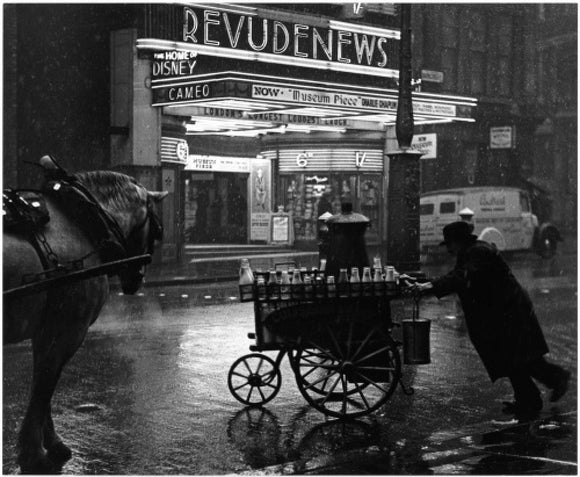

3,168,167,473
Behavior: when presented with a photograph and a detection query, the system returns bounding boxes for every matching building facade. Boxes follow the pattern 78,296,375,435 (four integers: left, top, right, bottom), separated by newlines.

3,3,576,263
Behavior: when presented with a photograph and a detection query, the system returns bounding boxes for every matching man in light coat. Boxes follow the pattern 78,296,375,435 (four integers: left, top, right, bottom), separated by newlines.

415,221,570,422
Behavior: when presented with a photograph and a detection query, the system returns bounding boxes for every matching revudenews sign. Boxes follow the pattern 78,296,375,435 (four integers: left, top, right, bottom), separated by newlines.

142,4,400,79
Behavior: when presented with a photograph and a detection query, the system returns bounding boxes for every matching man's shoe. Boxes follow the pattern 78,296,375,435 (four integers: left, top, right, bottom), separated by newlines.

494,407,540,425
502,400,542,415
550,370,571,402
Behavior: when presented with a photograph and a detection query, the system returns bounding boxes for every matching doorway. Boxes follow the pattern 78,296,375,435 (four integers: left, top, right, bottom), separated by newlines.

184,172,249,244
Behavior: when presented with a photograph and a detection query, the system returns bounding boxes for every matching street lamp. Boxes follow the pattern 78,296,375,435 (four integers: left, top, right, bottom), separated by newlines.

385,4,422,273
396,3,414,150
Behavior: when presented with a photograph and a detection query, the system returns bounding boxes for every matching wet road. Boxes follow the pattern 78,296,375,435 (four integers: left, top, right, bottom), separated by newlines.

3,252,577,474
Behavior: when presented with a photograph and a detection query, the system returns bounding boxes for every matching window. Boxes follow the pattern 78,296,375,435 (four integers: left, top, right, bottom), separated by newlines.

420,203,435,215
440,202,456,214
468,11,486,95
520,193,531,213
441,8,458,90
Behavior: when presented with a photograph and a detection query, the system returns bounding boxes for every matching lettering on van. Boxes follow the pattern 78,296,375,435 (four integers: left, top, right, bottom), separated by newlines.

479,194,505,208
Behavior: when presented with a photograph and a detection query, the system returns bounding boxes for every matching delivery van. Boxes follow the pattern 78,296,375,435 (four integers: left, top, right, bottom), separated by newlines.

420,187,562,257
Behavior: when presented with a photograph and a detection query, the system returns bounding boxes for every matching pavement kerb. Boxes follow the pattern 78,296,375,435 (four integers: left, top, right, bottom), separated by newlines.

233,411,578,475
136,277,577,293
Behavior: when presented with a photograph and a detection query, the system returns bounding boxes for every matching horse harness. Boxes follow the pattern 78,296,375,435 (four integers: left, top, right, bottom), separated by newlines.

3,179,162,285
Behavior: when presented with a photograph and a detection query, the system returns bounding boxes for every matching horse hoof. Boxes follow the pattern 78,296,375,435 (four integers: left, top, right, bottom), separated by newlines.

18,451,62,474
46,440,72,464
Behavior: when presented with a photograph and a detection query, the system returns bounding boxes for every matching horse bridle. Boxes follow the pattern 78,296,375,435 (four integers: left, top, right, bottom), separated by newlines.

127,197,163,257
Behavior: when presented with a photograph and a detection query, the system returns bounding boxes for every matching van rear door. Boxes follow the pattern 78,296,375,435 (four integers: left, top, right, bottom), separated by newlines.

519,190,535,249
420,193,461,249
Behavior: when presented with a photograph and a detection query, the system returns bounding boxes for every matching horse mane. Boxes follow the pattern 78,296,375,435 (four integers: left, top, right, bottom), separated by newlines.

72,171,146,217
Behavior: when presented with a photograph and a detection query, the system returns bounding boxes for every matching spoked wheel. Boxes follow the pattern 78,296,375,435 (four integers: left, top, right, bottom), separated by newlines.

288,348,369,397
228,353,282,407
290,321,401,419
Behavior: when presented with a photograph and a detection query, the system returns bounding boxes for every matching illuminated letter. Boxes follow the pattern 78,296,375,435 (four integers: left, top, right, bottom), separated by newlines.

337,31,352,64
223,13,245,48
183,7,198,43
312,28,332,61
354,34,376,65
377,37,388,67
294,24,309,58
204,10,221,46
248,17,268,51
273,21,289,54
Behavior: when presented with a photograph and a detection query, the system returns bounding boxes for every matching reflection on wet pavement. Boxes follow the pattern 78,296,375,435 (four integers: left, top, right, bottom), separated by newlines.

3,251,576,475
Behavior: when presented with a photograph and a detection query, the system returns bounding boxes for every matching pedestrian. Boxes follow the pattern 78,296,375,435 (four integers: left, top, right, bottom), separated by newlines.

413,221,570,423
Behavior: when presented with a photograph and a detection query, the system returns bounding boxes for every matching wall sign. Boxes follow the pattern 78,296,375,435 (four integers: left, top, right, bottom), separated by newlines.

421,69,444,83
263,148,384,172
185,155,250,172
161,136,189,164
490,126,516,149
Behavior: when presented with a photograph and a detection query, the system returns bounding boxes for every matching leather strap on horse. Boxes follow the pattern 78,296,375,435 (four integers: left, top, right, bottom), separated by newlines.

42,178,129,264
3,189,55,270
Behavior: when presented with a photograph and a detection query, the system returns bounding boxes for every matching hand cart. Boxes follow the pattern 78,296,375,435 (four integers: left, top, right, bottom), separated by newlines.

229,271,424,419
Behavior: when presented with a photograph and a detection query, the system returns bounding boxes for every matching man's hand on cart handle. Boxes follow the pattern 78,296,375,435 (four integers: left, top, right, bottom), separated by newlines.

407,281,434,297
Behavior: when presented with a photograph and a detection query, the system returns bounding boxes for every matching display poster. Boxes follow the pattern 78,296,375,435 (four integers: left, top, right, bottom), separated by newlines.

271,216,290,243
250,213,270,242
250,159,271,241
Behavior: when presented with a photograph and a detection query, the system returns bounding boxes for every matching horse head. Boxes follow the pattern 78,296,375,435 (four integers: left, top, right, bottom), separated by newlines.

73,171,168,295
118,189,167,294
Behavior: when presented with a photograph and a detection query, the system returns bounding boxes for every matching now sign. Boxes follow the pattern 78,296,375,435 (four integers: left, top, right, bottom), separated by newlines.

411,133,437,159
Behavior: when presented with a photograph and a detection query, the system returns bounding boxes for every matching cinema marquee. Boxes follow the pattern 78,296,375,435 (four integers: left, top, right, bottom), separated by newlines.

138,4,401,78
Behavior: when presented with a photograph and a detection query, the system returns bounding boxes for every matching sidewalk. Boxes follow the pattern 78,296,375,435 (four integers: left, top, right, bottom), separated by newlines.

139,233,577,288
142,249,319,287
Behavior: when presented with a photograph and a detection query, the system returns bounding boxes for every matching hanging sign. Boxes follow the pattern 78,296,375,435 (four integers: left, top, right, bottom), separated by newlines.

411,133,437,159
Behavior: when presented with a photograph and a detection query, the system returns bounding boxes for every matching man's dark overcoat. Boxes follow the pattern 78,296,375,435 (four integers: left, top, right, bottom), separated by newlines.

431,239,549,381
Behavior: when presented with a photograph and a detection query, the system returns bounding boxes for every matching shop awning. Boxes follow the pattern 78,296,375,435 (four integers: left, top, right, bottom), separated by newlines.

153,71,477,136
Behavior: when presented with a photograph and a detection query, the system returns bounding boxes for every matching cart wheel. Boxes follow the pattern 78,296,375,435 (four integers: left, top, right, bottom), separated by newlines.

228,353,282,407
288,348,369,397
291,322,401,418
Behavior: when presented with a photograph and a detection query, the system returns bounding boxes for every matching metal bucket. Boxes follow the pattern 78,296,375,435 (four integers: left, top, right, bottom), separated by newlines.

402,318,431,364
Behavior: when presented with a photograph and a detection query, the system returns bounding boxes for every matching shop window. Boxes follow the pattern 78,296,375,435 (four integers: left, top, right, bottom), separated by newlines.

420,203,434,215
440,202,456,214
281,173,381,243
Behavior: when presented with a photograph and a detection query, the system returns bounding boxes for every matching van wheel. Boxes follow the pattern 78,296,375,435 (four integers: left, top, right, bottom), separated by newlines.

539,233,558,259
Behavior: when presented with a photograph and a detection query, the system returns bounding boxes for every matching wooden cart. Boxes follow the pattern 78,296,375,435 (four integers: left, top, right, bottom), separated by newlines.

229,271,418,419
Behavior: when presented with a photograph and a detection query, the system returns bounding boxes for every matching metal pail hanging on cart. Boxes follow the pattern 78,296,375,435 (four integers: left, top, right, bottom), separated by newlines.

402,297,431,364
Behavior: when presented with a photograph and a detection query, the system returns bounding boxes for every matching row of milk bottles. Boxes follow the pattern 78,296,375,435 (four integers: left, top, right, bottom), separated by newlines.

239,257,399,300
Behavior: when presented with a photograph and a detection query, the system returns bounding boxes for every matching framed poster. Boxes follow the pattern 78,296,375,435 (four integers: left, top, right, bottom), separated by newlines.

271,215,290,243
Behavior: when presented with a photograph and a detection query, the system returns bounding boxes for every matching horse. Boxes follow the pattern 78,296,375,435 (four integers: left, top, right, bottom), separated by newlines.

3,167,167,473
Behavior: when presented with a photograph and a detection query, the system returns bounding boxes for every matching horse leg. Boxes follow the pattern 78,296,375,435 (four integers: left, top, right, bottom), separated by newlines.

43,406,73,463
17,323,88,472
